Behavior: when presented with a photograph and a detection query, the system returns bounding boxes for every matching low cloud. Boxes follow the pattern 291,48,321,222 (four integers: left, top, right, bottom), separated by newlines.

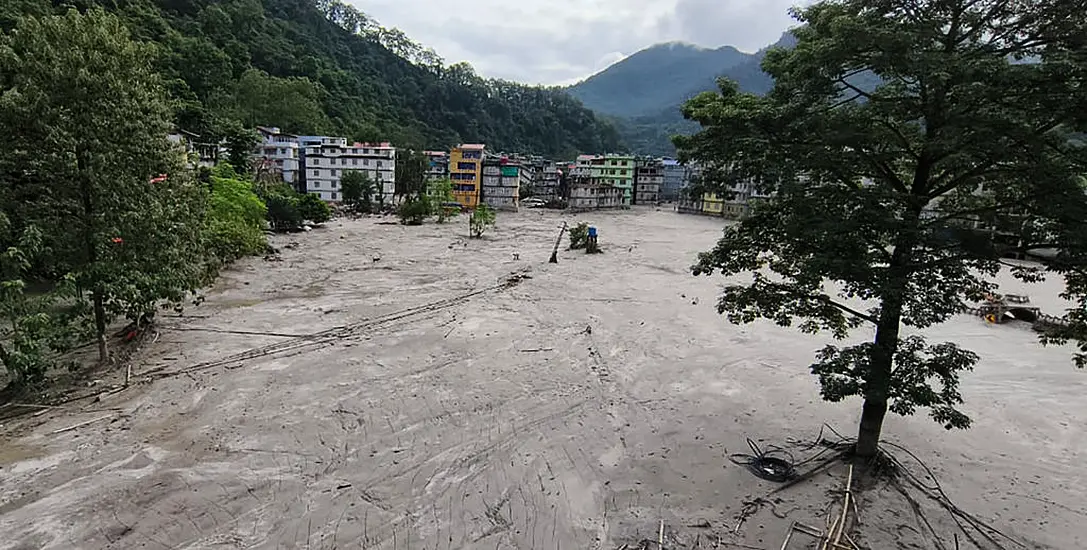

351,0,803,85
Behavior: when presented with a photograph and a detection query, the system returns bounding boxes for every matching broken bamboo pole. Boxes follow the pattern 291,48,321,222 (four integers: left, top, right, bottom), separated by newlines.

778,522,796,550
49,413,114,435
832,464,855,548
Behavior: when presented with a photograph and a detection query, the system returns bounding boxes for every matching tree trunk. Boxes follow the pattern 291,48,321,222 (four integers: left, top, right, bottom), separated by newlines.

856,312,901,458
93,291,108,363
77,147,108,363
855,197,926,458
855,397,889,457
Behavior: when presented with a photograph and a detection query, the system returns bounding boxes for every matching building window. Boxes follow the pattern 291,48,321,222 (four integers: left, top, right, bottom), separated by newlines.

363,159,370,166
314,181,321,188
332,169,338,176
377,161,383,168
312,170,318,176
312,158,320,165
331,192,338,200
457,162,476,170
332,180,338,189
352,158,358,165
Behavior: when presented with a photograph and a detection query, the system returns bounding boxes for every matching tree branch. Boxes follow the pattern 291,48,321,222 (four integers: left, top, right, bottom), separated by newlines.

878,119,920,160
854,148,910,193
821,296,878,325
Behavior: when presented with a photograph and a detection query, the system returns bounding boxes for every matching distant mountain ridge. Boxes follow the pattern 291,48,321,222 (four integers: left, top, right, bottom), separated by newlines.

566,42,752,118
568,33,798,155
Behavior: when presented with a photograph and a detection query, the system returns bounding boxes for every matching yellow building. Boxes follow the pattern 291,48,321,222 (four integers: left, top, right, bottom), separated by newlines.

449,144,485,208
701,192,724,215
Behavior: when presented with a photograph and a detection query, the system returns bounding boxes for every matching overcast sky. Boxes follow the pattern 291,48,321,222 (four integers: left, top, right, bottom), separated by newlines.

351,0,804,86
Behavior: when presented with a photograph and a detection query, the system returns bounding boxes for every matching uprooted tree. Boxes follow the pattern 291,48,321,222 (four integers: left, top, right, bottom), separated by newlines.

676,0,1087,458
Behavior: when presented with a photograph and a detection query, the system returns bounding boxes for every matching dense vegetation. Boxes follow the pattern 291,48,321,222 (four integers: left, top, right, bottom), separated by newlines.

1,0,622,159
678,0,1087,457
0,9,272,389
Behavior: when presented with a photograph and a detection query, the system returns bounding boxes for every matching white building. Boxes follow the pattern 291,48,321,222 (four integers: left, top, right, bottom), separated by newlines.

168,129,219,169
255,126,300,184
300,137,396,202
569,177,622,211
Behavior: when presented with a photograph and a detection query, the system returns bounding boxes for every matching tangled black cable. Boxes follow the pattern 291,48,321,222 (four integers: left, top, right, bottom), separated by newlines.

729,438,797,482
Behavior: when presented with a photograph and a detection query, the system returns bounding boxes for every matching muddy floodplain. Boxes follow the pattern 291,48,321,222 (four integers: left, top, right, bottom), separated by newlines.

1,209,1084,550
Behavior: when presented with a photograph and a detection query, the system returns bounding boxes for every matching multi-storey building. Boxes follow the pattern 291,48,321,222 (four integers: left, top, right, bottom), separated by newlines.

569,174,623,211
535,162,562,202
481,157,523,211
701,192,725,216
582,154,634,205
425,151,449,182
449,144,485,208
721,179,773,218
255,126,300,185
677,193,704,214
300,137,396,201
168,128,219,169
660,158,687,201
634,158,663,205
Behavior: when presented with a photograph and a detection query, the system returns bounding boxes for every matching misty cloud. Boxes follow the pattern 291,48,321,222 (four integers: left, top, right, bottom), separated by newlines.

350,0,804,85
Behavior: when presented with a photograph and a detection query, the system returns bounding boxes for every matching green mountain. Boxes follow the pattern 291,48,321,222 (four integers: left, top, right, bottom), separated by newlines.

569,33,797,156
1,0,621,158
566,42,752,118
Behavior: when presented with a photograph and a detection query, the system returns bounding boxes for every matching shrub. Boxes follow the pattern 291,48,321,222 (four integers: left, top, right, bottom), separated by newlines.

205,164,267,262
569,222,589,249
256,183,329,231
298,193,331,224
398,196,431,225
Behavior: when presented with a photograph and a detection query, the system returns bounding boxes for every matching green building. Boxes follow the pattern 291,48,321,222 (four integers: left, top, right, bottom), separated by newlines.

587,154,635,206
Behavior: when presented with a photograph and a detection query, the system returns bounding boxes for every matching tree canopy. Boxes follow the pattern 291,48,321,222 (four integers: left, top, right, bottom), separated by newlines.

676,0,1087,457
1,8,209,365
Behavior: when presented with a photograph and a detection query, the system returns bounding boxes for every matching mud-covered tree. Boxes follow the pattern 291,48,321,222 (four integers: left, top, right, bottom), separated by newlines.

676,0,1087,457
1,9,207,363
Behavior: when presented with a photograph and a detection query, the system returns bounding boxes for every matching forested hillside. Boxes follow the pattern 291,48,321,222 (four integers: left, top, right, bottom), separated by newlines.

0,0,621,158
569,33,796,156
566,42,752,118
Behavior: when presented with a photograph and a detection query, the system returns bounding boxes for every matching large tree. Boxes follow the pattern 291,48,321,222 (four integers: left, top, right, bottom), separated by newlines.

395,149,430,200
676,0,1087,457
0,8,207,363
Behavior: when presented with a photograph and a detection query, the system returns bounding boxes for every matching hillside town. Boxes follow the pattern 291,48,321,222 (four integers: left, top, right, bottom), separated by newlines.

172,126,767,217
